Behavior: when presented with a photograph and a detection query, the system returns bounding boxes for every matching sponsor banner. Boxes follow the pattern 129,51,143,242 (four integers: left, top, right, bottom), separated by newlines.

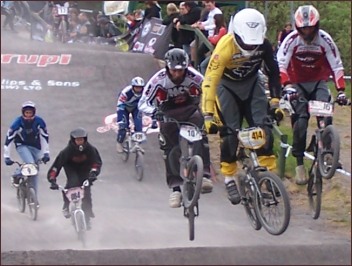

104,1,129,15
131,18,173,60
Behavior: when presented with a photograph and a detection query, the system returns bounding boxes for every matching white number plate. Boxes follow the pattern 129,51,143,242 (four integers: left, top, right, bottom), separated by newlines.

66,187,84,202
21,164,38,176
131,132,147,143
180,125,202,142
308,101,333,117
238,127,266,149
57,6,68,15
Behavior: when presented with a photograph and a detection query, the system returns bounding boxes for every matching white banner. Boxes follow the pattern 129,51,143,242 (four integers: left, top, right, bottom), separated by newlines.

103,1,129,15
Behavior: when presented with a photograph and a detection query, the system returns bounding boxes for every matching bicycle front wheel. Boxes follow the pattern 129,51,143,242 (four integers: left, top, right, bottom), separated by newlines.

121,140,130,162
17,187,26,213
307,165,322,219
318,125,340,180
27,187,38,221
239,174,262,231
255,171,291,235
186,208,196,241
135,150,144,181
182,155,203,209
74,210,86,246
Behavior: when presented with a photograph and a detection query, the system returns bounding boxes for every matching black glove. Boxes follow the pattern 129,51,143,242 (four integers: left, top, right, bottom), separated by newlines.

88,171,97,185
151,119,158,129
42,153,50,164
336,91,349,106
5,157,14,166
50,180,59,190
152,109,164,122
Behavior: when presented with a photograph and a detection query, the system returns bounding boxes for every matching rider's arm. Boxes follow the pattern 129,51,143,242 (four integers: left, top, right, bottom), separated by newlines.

138,71,164,115
262,40,281,99
201,34,232,115
276,33,295,86
90,146,103,176
3,117,22,159
36,116,50,155
320,30,345,91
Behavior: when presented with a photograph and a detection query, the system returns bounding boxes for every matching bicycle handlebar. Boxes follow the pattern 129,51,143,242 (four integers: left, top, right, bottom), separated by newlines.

57,179,90,193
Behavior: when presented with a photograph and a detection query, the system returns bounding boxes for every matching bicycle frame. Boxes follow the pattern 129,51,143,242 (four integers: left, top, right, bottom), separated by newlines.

58,180,89,245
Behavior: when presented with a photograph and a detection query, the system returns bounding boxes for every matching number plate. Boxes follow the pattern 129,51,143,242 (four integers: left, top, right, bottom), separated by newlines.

180,125,202,142
131,132,147,143
21,164,38,176
238,127,266,149
66,187,84,202
308,101,333,117
57,6,68,15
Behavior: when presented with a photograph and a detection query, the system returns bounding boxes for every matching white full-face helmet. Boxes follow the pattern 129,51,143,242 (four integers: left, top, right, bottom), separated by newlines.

231,8,267,56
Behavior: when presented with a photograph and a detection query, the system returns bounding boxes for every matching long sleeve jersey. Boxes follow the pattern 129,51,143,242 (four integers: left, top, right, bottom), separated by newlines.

116,85,142,113
47,140,102,180
4,116,49,158
201,33,281,114
138,67,203,115
276,29,345,89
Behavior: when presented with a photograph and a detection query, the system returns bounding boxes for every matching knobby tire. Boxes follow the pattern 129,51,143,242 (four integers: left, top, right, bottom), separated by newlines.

255,171,291,235
182,155,203,209
75,210,86,246
318,125,340,180
121,139,129,162
307,165,322,219
17,187,26,213
27,187,38,221
135,150,144,181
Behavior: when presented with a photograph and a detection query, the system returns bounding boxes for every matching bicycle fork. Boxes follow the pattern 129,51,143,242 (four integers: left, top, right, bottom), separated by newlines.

71,208,86,232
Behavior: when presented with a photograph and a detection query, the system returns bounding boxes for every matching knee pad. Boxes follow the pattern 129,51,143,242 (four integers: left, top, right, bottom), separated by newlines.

220,161,238,176
258,155,277,171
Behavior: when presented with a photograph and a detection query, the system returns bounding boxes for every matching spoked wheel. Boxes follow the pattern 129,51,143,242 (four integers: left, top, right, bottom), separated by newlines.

239,175,262,231
255,171,291,235
27,187,38,221
17,187,26,213
182,155,203,209
184,207,197,241
75,211,86,247
121,140,130,162
307,165,322,219
135,150,144,181
318,125,340,180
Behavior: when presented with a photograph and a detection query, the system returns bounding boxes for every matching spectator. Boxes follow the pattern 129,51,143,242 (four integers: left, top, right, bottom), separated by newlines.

1,1,16,32
199,13,227,74
277,22,293,48
162,3,181,48
174,1,202,59
76,12,92,42
143,1,161,21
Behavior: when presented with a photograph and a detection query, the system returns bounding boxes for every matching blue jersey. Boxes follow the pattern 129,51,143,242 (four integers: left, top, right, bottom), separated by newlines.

4,115,49,158
116,85,142,113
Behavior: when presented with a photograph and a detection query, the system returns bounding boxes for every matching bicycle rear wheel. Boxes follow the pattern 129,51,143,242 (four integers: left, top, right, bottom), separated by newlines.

255,171,291,235
17,187,26,213
182,155,203,209
121,139,130,162
239,174,262,231
318,125,340,180
307,165,322,219
135,150,144,181
27,187,38,221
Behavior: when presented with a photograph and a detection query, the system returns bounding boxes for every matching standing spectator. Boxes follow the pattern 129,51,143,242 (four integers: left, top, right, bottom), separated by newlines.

162,3,180,48
174,1,202,59
1,1,16,32
143,1,161,21
277,22,293,48
199,13,227,74
277,5,348,185
76,12,92,42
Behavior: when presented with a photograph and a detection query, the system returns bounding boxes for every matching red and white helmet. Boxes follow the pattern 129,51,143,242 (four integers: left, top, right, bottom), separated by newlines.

294,5,320,43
